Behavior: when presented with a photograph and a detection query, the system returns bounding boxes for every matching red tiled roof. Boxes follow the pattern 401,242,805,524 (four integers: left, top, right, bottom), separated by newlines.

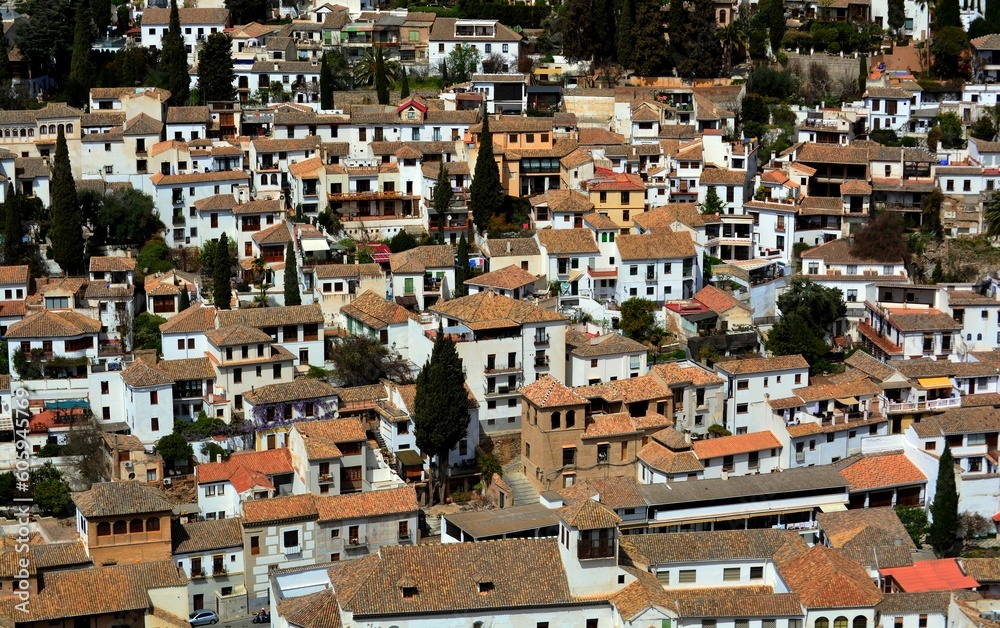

195,448,293,493
880,559,979,593
692,431,781,459
836,451,926,491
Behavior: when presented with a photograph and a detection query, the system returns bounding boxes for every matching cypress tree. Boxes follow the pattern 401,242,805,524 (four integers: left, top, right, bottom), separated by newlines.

178,282,191,311
615,0,635,68
320,53,334,110
858,55,868,93
592,0,617,61
197,32,236,103
936,0,961,29
440,59,449,86
2,184,23,265
470,114,503,233
0,17,12,87
633,0,669,76
374,47,389,105
929,446,959,556
283,241,301,306
50,128,85,276
432,163,452,243
413,329,470,504
766,0,786,56
399,66,410,99
161,0,190,106
69,0,95,107
455,234,470,297
213,233,232,309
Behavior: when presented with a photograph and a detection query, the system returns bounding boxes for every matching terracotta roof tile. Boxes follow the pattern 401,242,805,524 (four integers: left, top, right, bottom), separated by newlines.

818,506,916,550
0,265,28,285
206,324,273,346
835,451,926,491
583,412,639,438
520,375,587,408
159,304,217,334
530,189,594,213
692,431,781,459
196,448,293,493
431,290,566,325
276,589,342,628
120,359,174,388
617,232,695,260
910,406,1000,437
961,558,1000,582
157,357,215,381
877,592,954,614
217,304,323,328
536,228,599,255
315,486,418,521
242,493,318,525
567,331,646,357
557,498,621,530
485,237,540,257
89,257,136,273
716,355,809,375
776,544,883,608
293,418,366,460
6,310,102,339
342,290,420,328
677,593,804,617
885,308,961,332
844,351,900,382
800,238,904,265
244,378,338,406
623,529,808,565
72,482,173,518
388,244,454,273
464,264,537,291
638,441,704,474
313,263,383,279
171,518,244,553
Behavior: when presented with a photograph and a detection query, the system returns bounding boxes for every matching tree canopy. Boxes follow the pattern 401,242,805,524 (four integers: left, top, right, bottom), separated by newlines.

700,186,725,215
198,32,236,103
161,0,190,105
850,211,910,263
766,279,845,366
668,0,723,78
929,446,959,556
91,188,165,247
447,44,482,84
284,242,301,306
432,163,453,242
213,233,233,309
157,432,194,470
455,234,471,297
328,335,412,387
50,128,85,276
413,331,470,503
68,0,95,107
620,297,657,341
470,115,503,233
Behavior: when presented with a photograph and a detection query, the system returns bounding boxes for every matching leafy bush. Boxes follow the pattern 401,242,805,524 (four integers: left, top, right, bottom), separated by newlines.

896,506,928,546
827,42,841,54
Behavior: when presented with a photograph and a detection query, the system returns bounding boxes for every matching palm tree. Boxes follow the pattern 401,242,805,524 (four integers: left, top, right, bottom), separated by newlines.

717,23,741,73
983,192,1000,239
352,48,401,86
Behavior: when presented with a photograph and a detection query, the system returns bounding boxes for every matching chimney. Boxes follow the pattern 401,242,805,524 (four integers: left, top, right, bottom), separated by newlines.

684,431,692,444
720,470,729,480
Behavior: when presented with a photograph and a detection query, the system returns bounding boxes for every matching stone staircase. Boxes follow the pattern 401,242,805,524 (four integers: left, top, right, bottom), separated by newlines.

500,468,539,506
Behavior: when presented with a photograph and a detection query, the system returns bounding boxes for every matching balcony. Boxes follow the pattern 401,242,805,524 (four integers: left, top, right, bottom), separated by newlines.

484,384,517,397
346,536,368,549
578,538,615,560
485,361,521,374
318,474,334,483
534,355,550,369
172,215,185,226
533,334,550,346
328,190,402,201
283,545,302,558
885,397,960,413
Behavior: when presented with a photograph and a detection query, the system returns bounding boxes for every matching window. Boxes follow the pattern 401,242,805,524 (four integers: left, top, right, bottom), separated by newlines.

748,451,759,469
679,569,696,584
750,566,764,579
151,417,159,432
794,374,802,384
918,616,927,628
834,617,848,628
736,403,748,414
273,364,282,378
233,368,242,384
737,380,749,390
723,567,741,581
101,381,110,395
150,391,158,404
283,529,299,548
597,443,609,463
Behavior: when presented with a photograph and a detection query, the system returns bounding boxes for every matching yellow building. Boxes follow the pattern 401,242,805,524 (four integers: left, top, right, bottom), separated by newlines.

585,170,646,233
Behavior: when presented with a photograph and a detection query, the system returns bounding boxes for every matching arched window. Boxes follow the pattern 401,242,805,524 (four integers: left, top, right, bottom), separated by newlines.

19,129,25,137
834,616,849,628
66,124,73,134
97,522,111,536
48,124,55,134
978,333,983,341
113,520,127,535
271,174,278,185
260,174,267,185
816,619,829,628
27,129,33,137
58,124,64,135
129,519,143,533
566,410,576,428
967,333,973,340
146,517,161,532
551,411,561,430
39,126,46,136
3,129,8,137
853,616,867,628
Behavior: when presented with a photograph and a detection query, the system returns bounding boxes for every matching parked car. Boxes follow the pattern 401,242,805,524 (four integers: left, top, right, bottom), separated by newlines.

189,610,219,626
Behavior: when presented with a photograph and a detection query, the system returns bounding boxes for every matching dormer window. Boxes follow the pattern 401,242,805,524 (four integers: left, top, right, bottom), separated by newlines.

401,586,418,599
477,581,494,594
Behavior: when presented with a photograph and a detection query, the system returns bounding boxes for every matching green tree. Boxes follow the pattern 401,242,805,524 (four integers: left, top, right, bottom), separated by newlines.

92,0,112,36
0,21,11,87
2,185,25,265
887,0,906,32
135,238,174,281
374,46,390,105
12,347,27,379
15,0,75,78
851,211,910,263
0,471,17,506
858,55,868,92
178,284,191,312
620,297,656,340
557,0,598,61
328,335,411,386
615,0,635,68
284,242,301,306
700,186,726,215
764,0,786,54
766,278,845,365
922,188,944,238
929,446,959,556
352,48,399,86
669,0,724,78
447,44,482,83
94,188,165,246
931,27,968,79
50,127,85,276
161,0,190,105
225,0,270,24
34,475,71,516
741,93,771,139
134,311,167,352
213,232,232,309
455,234,470,297
477,453,502,487
470,115,503,233
157,432,194,470
388,230,418,253
198,32,236,103
413,330,470,503
68,0,95,107
985,192,1000,239
632,0,670,75
432,163,453,243
936,0,961,28
320,52,335,110
935,111,965,147
399,66,410,99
